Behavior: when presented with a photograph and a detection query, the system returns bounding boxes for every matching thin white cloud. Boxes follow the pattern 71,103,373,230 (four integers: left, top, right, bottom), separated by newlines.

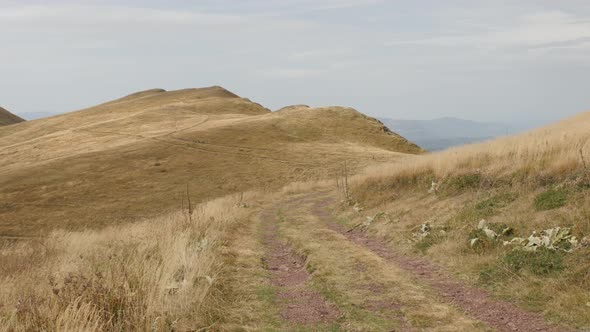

288,49,350,60
198,0,383,12
385,10,590,50
2,1,590,128
0,4,247,25
262,68,326,78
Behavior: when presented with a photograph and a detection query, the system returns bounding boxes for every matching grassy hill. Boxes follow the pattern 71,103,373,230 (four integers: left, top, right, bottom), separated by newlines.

0,86,421,236
0,107,25,126
1,99,587,331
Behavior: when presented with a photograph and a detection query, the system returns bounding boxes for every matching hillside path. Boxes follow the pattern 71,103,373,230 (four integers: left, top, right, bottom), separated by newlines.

256,191,573,332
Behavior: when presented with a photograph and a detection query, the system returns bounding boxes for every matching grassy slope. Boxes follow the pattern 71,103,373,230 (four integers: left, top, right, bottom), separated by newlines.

0,86,421,236
0,107,25,126
346,111,590,328
0,191,263,331
0,87,422,331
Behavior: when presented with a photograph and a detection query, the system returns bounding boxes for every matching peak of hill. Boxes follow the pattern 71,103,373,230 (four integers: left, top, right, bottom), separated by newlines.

114,86,239,103
0,87,420,236
270,106,421,153
0,107,25,126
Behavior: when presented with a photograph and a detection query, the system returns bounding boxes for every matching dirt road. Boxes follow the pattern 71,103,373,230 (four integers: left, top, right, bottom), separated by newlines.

220,191,572,331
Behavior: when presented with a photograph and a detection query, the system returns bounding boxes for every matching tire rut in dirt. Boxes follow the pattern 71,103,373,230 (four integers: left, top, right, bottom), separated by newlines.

259,207,340,326
311,195,573,332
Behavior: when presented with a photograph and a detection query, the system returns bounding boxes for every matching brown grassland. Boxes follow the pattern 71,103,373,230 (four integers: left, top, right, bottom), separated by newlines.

0,87,422,331
0,86,419,236
1,87,589,331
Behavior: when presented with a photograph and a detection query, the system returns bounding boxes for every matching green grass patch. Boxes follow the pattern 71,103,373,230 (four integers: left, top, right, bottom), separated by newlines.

475,192,518,216
503,248,564,275
534,188,568,211
256,285,277,303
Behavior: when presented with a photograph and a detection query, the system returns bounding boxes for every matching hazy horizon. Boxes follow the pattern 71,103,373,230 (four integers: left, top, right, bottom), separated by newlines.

2,1,590,129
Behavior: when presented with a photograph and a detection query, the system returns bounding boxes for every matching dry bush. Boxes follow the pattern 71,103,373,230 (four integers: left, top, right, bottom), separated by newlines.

0,191,259,331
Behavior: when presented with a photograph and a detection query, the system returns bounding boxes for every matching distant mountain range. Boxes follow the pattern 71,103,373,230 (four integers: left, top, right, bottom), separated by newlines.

379,117,520,151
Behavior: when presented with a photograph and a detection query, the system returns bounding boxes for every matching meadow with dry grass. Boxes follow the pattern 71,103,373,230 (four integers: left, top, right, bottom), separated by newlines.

3,87,589,330
0,192,260,331
341,111,590,328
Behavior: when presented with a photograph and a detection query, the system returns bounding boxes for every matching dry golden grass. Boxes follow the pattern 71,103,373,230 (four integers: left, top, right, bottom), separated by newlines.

0,86,418,236
0,191,260,331
0,87,420,330
341,111,590,329
353,111,590,191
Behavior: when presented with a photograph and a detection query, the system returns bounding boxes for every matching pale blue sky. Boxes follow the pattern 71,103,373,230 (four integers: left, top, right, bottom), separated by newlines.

2,0,590,127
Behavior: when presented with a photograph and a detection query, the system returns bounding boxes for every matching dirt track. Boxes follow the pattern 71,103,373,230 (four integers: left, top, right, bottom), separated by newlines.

251,191,573,331
260,206,340,325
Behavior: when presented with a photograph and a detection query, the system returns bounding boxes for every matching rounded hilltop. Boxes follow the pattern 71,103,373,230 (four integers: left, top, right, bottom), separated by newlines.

114,86,240,102
239,104,423,154
89,85,271,117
